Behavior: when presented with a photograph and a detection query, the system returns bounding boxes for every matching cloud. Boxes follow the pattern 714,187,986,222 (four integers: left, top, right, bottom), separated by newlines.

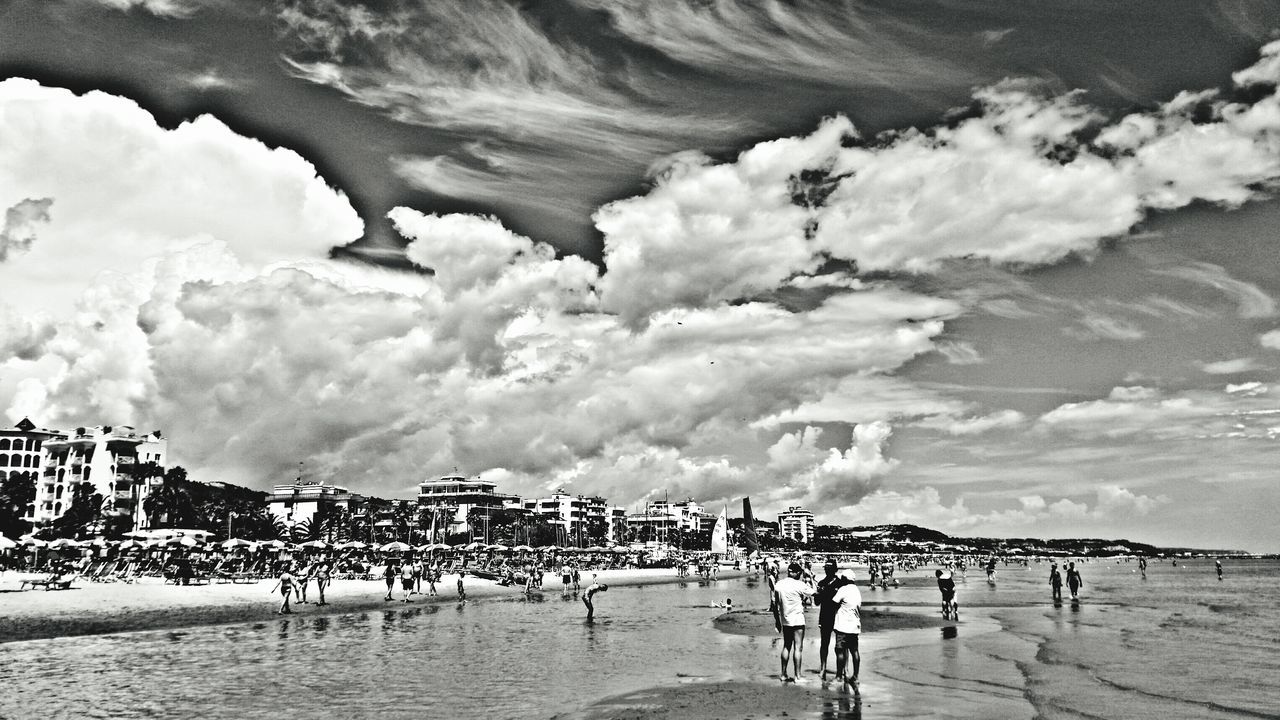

0,198,52,262
593,41,1280,326
1259,329,1280,350
1150,262,1276,318
917,410,1026,436
89,0,204,17
841,484,1167,533
1200,357,1261,375
571,0,978,89
934,340,982,365
0,78,363,315
277,0,751,221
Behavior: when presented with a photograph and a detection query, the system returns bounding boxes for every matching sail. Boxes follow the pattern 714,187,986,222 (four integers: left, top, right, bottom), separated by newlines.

740,497,759,557
711,507,728,554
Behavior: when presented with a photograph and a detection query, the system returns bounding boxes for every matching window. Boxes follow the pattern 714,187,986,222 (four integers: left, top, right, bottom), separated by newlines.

0,439,8,450
0,454,7,466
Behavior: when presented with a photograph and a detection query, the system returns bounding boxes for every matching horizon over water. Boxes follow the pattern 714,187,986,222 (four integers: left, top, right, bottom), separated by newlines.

0,558,1275,719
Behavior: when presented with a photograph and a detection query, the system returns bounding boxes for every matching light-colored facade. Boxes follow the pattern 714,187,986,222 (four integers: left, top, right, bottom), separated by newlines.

511,488,612,546
417,474,518,539
3,418,63,526
626,499,713,543
267,480,360,536
31,425,167,533
778,506,815,545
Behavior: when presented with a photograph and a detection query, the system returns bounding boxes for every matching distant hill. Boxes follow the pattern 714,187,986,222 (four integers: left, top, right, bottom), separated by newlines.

800,523,1249,557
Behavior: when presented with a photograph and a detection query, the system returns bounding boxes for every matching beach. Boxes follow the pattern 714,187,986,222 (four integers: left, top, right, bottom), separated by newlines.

1,559,1275,719
0,567,735,644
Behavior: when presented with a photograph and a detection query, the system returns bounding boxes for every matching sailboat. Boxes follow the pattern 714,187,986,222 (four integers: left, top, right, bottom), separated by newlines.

711,506,728,556
741,497,759,561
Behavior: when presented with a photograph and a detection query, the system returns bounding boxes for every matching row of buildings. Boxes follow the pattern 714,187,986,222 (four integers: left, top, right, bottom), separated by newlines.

3,418,817,545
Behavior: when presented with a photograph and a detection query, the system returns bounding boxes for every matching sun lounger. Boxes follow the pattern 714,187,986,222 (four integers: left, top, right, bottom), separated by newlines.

20,578,73,591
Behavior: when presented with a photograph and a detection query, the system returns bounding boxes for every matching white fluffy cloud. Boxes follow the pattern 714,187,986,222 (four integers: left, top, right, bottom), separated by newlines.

0,78,363,315
593,41,1280,326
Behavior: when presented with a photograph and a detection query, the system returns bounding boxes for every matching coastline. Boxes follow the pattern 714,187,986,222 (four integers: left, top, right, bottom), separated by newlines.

0,568,744,644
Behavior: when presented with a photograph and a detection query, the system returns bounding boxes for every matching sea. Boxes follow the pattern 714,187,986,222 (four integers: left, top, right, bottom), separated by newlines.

0,558,1275,719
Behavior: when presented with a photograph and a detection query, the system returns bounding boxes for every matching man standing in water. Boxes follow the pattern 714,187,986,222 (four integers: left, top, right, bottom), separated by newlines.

1049,563,1063,602
936,568,958,619
583,580,607,620
1216,559,1224,581
1066,562,1083,600
772,562,816,682
814,559,846,680
831,569,862,691
1139,556,1147,579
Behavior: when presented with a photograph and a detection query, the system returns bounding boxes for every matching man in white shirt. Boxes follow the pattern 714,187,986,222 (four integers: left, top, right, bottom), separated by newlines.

772,562,816,682
832,569,863,689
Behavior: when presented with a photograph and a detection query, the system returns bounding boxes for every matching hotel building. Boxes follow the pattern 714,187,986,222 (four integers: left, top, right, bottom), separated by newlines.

417,473,519,539
32,425,167,533
778,506,815,545
266,480,363,537
2,418,63,524
510,488,614,547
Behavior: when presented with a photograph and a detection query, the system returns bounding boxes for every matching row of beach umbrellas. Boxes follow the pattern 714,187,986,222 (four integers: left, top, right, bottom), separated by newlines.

0,534,634,554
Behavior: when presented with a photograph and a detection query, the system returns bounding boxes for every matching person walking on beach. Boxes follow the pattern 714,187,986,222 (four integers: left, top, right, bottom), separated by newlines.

831,569,862,691
1216,559,1223,581
456,570,466,602
936,568,958,620
583,580,608,620
383,561,398,602
986,556,998,584
1066,562,1083,600
427,566,438,596
772,562,816,682
270,566,296,615
1139,556,1147,579
1049,564,1063,602
295,561,311,604
572,566,581,593
814,559,846,680
400,560,415,602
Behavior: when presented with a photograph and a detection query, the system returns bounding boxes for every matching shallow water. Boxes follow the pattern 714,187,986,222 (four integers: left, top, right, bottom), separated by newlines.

1,559,1275,720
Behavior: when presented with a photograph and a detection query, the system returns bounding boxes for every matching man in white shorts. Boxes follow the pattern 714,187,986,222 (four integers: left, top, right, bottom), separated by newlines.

772,562,816,682
832,569,862,691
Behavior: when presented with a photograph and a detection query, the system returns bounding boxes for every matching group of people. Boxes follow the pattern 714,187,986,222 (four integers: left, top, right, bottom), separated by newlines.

268,559,332,614
769,559,862,689
1048,562,1084,601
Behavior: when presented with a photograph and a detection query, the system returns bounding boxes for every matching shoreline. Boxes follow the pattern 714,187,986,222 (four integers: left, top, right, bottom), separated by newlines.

0,568,745,644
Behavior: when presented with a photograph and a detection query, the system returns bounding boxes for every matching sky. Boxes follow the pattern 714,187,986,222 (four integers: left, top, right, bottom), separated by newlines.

3,0,1280,552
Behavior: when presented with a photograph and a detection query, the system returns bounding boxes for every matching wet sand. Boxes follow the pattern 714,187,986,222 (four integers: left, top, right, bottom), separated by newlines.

0,568,741,643
713,607,949,637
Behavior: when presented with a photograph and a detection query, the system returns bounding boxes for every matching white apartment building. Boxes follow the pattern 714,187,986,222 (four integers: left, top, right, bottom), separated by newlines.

510,488,613,546
626,499,714,543
2,418,62,522
417,473,518,538
267,480,361,536
778,506,815,545
32,425,167,533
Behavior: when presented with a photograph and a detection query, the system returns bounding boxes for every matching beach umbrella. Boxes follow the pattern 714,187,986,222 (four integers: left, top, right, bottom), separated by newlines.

47,538,85,550
0,535,16,550
461,541,485,551
379,541,412,553
488,544,510,552
118,539,146,550
165,536,203,548
220,538,254,550
19,535,48,548
258,539,288,550
414,544,434,552
335,540,368,551
513,544,534,552
433,542,453,550
297,540,331,550
88,537,114,548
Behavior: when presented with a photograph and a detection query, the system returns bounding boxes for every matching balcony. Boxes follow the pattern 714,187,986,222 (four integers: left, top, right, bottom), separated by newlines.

114,490,134,501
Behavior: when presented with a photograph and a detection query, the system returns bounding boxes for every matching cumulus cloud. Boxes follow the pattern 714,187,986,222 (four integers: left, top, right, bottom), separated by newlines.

842,484,1167,532
0,198,52,262
0,78,363,315
594,41,1280,325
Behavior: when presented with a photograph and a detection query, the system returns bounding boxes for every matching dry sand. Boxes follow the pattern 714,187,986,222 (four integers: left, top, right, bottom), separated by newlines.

0,568,740,644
